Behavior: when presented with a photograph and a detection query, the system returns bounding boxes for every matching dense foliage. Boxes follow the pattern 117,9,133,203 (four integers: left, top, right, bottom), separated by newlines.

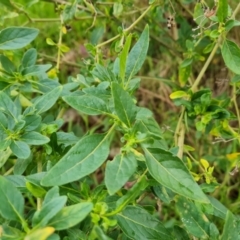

0,0,240,239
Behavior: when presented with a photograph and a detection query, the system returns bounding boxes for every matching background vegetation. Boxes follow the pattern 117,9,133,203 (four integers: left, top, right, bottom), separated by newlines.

0,0,240,239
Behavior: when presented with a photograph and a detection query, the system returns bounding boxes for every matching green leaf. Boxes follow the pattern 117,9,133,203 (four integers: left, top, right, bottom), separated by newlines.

20,132,49,145
176,197,218,239
0,54,15,73
173,226,190,240
48,202,93,230
10,140,31,159
113,2,123,17
1,224,25,240
170,91,189,99
117,206,174,240
112,82,137,127
41,133,110,186
119,34,132,82
22,64,51,76
14,155,32,175
32,196,67,227
116,176,148,212
217,0,228,23
143,148,209,203
0,148,12,168
125,25,149,81
105,152,137,195
0,176,24,221
0,27,39,50
0,91,17,118
26,181,46,198
222,40,240,75
63,95,109,115
33,86,62,114
0,0,13,8
43,186,60,205
221,211,239,240
63,0,78,22
24,114,41,131
21,48,37,68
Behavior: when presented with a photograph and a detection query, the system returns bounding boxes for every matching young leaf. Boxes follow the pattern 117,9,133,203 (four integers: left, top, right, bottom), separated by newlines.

0,148,12,168
119,34,132,82
21,48,37,68
48,202,93,230
112,82,137,127
217,0,228,23
0,176,24,221
105,152,137,195
20,132,49,145
10,140,31,159
0,27,39,50
125,25,149,82
222,40,240,75
117,206,174,240
143,148,209,203
32,196,67,227
41,134,110,186
26,181,46,198
33,86,62,114
63,95,109,115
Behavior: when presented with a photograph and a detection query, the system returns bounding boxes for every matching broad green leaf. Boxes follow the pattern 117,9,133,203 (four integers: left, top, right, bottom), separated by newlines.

217,0,228,23
14,155,32,175
0,27,39,50
21,48,37,68
0,54,15,73
221,211,239,240
0,176,24,221
125,25,149,81
105,152,137,195
0,148,11,168
117,206,174,240
222,40,240,75
0,91,17,118
48,202,93,230
153,185,175,204
26,181,46,198
119,34,132,82
10,140,31,159
41,134,110,186
24,114,41,131
33,86,62,114
176,197,218,239
1,224,25,240
20,132,49,145
32,196,67,227
25,227,55,240
63,95,109,115
56,132,79,146
112,82,137,127
22,64,51,76
143,148,209,203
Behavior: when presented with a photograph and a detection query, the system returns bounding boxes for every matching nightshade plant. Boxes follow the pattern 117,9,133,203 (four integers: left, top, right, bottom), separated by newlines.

0,0,240,239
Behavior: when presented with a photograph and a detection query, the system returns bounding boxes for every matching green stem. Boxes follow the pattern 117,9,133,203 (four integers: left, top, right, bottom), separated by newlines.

96,5,153,48
56,15,63,71
232,84,240,134
37,155,43,211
